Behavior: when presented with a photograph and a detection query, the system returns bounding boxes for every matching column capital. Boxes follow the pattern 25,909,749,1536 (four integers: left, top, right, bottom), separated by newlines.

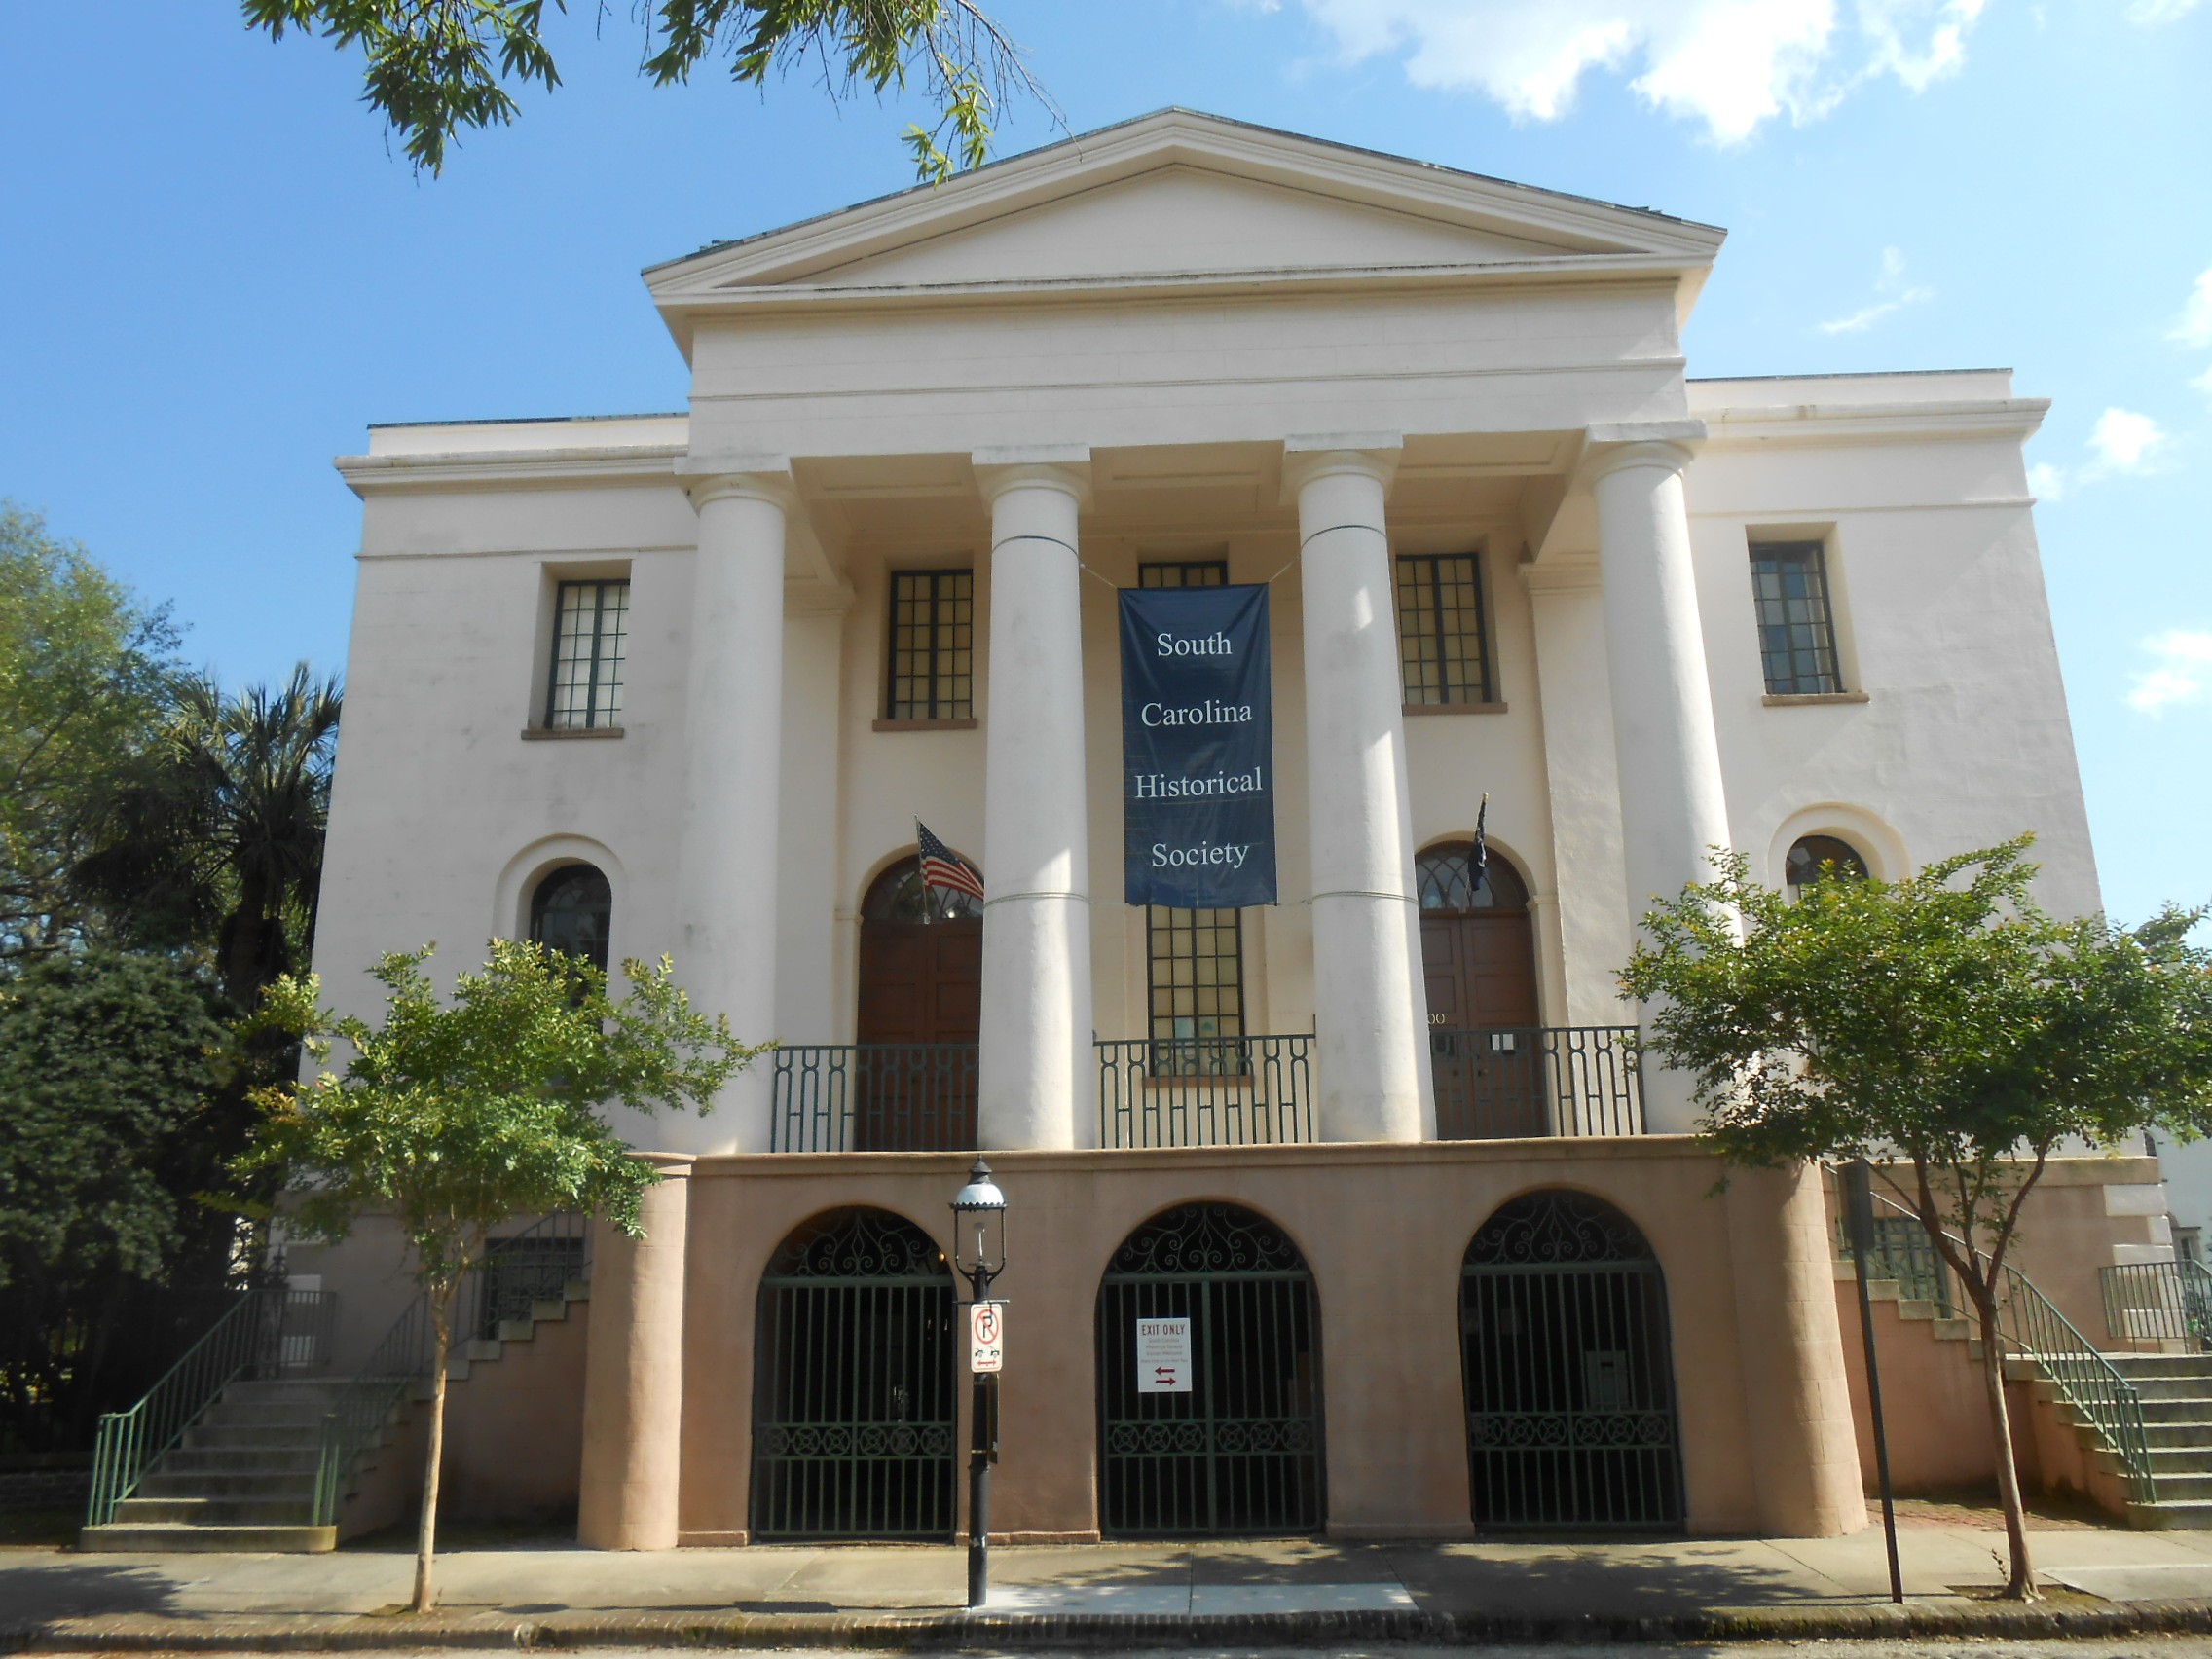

676,452,796,512
972,445,1091,508
1279,432,1402,502
1582,421,1707,485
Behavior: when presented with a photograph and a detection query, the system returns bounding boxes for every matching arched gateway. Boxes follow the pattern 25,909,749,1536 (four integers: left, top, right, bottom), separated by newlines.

1459,1191,1684,1530
750,1209,957,1540
1095,1203,1325,1536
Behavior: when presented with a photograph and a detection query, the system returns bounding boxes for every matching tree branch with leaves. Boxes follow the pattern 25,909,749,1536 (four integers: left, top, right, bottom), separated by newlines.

241,0,1057,177
1621,837,2212,1598
236,938,763,1611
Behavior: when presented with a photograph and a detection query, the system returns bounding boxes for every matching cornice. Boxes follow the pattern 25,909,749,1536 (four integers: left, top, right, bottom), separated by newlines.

1697,398,2049,450
335,444,686,498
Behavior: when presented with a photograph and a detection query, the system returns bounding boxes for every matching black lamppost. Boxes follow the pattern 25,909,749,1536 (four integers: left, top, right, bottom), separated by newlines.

950,1159,1006,1611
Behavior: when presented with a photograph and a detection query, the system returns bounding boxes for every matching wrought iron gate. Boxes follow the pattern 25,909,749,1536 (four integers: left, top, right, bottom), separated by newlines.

1460,1190,1683,1529
750,1208,957,1540
1096,1203,1324,1535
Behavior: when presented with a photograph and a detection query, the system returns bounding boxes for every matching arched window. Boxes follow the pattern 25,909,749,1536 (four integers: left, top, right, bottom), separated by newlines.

863,855,982,923
1785,835,1869,894
529,864,612,973
1417,843,1530,912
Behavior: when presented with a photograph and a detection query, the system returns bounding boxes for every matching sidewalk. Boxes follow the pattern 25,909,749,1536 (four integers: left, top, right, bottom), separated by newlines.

12,1507,2212,1649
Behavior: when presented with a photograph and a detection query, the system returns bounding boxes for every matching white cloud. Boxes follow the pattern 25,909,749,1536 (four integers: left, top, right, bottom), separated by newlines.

2088,406,2167,473
1272,0,1987,143
2127,0,2205,22
2025,462,2065,501
2172,265,2212,350
2127,631,2212,716
1816,245,1935,334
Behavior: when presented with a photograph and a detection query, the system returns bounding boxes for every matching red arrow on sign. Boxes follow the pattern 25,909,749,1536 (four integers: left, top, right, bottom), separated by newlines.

1154,1367,1176,1382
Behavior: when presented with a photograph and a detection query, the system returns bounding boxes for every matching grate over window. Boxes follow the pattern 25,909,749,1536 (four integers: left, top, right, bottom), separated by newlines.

546,579,629,729
1750,542,1844,695
1138,560,1228,589
529,864,612,973
1396,554,1492,705
886,570,975,719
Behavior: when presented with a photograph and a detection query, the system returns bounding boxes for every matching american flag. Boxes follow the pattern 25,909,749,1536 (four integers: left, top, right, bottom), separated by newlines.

1471,793,1490,895
916,821,986,903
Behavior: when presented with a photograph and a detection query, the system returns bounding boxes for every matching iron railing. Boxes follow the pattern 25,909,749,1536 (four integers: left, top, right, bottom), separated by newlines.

86,1288,336,1527
772,1044,979,1152
1096,1035,1314,1148
1862,1190,2155,1505
1431,1025,1643,1139
308,1212,591,1527
2101,1257,2212,1353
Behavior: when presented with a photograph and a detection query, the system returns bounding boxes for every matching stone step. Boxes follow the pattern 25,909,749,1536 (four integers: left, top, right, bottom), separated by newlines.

154,1447,322,1476
113,1495,317,1526
183,1422,326,1452
2108,1354,2212,1375
220,1380,349,1406
2141,1472,2212,1503
2144,1421,2212,1448
80,1522,335,1554
140,1469,317,1498
2118,1379,2212,1403
2146,1452,2212,1477
2138,1397,2212,1420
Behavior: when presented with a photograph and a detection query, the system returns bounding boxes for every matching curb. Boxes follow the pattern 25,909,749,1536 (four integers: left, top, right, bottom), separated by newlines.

12,1601,2212,1652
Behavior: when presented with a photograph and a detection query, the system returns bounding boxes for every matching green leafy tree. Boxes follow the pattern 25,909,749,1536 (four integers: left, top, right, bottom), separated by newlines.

0,503,180,964
0,951,235,1450
1621,837,2212,1599
241,0,1055,178
239,939,758,1612
73,664,343,1015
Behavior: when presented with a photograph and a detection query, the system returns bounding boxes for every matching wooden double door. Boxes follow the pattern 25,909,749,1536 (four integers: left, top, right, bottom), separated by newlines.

1422,909,1544,1140
855,917,981,1150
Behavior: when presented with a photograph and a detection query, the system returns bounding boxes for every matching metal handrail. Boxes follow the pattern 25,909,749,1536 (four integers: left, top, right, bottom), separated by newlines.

772,1043,978,1152
1430,1025,1643,1139
86,1287,336,1527
1863,1188,2155,1505
308,1211,591,1527
1096,1034,1313,1147
2101,1256,2212,1353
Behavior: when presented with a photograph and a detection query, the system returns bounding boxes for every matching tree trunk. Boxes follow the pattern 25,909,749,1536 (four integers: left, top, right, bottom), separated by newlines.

411,1290,454,1615
1973,1286,2037,1599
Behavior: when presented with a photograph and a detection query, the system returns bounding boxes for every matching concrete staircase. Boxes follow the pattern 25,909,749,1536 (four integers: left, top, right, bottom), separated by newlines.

80,1276,588,1553
2106,1353,2212,1529
79,1379,342,1553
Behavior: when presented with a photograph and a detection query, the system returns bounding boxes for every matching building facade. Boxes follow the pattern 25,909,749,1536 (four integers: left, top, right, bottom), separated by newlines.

305,111,2112,1546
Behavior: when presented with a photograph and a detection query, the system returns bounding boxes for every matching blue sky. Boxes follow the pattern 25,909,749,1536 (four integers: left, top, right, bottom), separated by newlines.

2,0,2206,927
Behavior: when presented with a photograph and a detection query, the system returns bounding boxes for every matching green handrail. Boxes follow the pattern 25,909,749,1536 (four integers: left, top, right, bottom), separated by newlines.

86,1288,334,1527
1863,1189,2154,1505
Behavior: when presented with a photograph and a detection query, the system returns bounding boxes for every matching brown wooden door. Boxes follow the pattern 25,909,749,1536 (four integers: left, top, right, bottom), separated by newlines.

1422,911,1543,1139
856,919,981,1150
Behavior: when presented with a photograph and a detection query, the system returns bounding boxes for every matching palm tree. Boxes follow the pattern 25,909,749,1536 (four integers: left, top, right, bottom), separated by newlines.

73,663,342,1012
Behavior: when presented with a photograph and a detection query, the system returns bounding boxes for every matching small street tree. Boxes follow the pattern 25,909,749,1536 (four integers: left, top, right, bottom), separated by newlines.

1620,837,2212,1599
238,939,760,1612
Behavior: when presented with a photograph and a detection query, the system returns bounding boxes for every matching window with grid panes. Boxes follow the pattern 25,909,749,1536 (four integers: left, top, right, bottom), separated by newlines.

885,570,975,719
1750,542,1844,695
1138,559,1228,589
545,580,629,729
1396,553,1492,704
1147,904,1245,1074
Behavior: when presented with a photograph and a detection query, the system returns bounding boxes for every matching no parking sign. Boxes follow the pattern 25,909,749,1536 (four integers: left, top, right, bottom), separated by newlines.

969,1301,1005,1374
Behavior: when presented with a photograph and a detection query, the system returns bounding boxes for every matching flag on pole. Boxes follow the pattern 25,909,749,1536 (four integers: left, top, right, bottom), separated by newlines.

916,821,986,903
1471,793,1490,895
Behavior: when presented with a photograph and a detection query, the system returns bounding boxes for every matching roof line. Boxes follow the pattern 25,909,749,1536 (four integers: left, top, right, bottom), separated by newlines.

645,106,1722,275
366,411,687,431
1687,367,2012,383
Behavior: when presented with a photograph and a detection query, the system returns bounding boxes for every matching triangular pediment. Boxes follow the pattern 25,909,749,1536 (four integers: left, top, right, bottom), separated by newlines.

645,109,1724,323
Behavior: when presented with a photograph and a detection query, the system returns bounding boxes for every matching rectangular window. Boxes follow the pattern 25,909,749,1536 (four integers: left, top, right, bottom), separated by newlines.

1396,553,1492,705
886,569,975,720
1750,541,1844,695
1138,559,1228,589
1147,904,1245,1074
545,579,628,730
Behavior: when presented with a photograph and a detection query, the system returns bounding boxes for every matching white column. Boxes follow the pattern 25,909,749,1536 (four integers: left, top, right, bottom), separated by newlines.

1587,425,1731,1134
1285,436,1433,1144
973,449,1092,1151
669,460,793,1155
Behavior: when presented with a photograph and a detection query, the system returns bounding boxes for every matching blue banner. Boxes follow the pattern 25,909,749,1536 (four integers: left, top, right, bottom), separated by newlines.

1120,584,1277,908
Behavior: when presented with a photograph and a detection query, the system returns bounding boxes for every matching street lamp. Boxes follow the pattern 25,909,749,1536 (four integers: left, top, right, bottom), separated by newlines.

950,1159,1006,1610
